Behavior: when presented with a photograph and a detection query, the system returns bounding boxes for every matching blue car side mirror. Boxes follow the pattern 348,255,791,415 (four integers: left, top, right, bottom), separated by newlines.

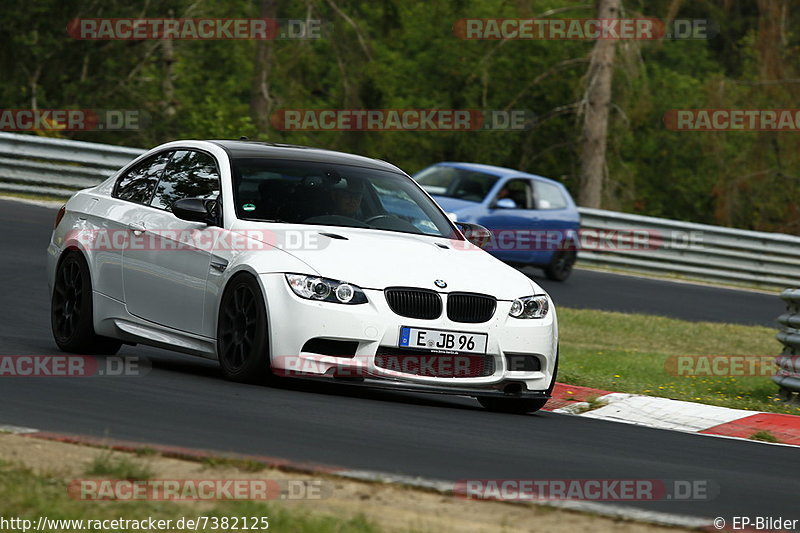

495,198,517,209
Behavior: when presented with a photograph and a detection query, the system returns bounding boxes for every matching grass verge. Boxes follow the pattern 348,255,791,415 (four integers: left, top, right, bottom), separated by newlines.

85,449,154,480
0,459,378,533
0,191,67,204
557,307,798,415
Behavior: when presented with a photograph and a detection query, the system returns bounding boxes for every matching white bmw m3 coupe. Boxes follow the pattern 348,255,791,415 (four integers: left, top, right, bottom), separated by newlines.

47,140,558,413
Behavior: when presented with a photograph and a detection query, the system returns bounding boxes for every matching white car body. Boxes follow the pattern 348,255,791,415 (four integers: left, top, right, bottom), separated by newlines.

47,140,558,409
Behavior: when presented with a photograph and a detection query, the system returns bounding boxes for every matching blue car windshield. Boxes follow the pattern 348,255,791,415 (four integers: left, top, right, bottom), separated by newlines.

414,166,499,203
230,158,456,238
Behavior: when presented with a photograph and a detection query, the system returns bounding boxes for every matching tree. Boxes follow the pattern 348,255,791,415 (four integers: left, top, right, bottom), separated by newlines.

250,0,278,134
578,0,620,208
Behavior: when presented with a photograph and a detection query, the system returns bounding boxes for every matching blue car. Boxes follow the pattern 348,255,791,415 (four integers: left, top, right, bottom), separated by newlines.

413,162,580,281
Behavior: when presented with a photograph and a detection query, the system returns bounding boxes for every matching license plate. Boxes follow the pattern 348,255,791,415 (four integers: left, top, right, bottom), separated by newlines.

398,326,488,354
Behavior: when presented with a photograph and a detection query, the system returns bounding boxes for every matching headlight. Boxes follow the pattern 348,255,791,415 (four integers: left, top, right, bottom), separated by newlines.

509,295,549,319
285,274,368,305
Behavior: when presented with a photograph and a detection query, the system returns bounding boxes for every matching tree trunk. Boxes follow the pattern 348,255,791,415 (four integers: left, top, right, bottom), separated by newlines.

251,0,278,134
161,37,177,118
577,0,620,208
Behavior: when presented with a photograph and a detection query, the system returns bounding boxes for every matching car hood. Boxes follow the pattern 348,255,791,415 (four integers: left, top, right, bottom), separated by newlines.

232,222,541,300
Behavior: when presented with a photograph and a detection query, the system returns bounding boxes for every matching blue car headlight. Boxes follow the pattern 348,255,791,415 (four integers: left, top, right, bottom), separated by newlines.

509,295,549,319
285,274,368,305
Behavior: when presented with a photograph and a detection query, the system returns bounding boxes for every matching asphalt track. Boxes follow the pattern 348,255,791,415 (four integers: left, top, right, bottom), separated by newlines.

1,199,797,525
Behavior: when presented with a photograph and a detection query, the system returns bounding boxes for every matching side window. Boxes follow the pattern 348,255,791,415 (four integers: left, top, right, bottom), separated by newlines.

494,179,533,209
114,152,171,204
534,181,568,210
150,150,221,211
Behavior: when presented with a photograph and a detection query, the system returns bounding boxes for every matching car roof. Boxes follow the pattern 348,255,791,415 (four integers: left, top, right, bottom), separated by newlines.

209,140,405,174
433,161,562,186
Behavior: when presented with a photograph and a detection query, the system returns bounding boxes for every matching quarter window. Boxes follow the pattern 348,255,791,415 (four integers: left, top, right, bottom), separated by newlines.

534,181,568,210
114,152,171,204
150,150,221,211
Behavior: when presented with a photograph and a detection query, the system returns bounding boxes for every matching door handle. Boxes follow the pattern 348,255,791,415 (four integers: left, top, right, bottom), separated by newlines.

128,222,146,236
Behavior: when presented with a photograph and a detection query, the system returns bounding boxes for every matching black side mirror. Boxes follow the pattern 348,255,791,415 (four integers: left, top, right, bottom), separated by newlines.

455,221,492,249
172,198,216,225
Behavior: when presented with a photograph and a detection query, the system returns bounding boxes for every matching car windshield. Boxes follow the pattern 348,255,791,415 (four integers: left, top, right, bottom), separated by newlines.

231,158,456,238
414,166,499,203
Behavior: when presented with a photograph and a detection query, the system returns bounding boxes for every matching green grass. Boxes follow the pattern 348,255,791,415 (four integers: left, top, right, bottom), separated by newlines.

750,431,781,443
568,395,609,414
0,461,379,533
201,456,267,473
0,191,67,204
558,307,800,415
133,447,158,458
85,449,154,480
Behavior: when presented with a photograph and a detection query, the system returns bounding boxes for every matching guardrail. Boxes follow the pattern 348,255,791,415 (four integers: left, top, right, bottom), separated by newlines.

775,289,800,397
0,132,143,197
577,208,800,289
1,132,798,289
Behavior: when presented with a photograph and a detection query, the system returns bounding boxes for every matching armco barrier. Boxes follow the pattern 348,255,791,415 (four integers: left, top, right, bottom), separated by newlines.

0,132,143,197
775,289,800,396
0,132,798,289
578,207,800,289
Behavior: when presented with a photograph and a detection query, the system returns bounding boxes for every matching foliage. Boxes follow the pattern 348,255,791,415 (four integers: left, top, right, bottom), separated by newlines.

1,0,797,232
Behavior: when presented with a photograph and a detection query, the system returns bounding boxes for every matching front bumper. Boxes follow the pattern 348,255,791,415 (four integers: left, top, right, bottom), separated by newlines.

258,273,558,397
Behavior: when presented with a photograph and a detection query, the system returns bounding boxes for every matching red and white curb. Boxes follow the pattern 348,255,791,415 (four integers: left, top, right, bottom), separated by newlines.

545,383,800,446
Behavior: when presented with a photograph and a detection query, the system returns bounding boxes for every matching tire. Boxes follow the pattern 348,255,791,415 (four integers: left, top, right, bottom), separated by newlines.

544,250,576,281
51,252,122,355
217,274,272,383
478,348,559,414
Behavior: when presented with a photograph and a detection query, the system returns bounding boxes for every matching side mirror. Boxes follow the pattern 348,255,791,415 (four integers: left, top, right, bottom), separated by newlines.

172,198,216,225
455,222,492,249
494,198,517,209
